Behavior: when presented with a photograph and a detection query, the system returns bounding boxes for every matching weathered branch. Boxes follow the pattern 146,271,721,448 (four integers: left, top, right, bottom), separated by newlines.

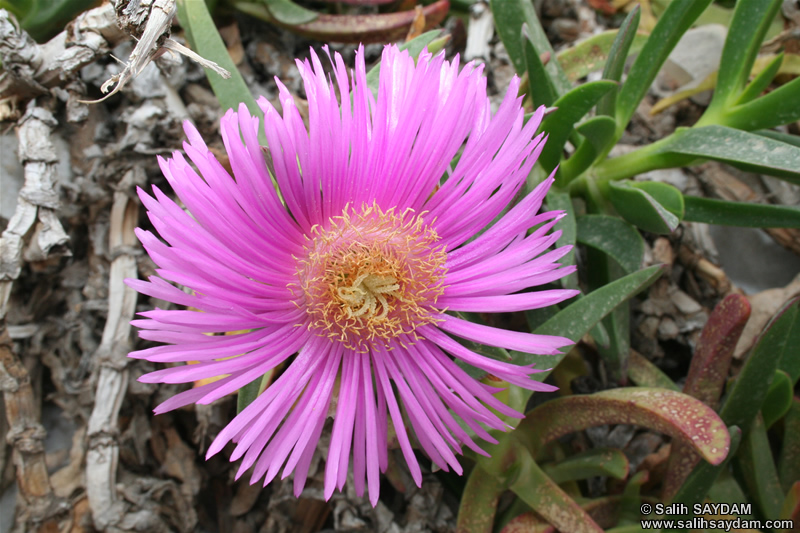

86,179,140,531
0,100,69,319
0,325,69,530
0,4,122,114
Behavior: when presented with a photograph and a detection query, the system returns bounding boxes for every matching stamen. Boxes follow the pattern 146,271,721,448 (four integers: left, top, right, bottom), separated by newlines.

297,202,447,351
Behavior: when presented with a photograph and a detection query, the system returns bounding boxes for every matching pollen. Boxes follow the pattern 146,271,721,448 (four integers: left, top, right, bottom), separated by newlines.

297,202,447,351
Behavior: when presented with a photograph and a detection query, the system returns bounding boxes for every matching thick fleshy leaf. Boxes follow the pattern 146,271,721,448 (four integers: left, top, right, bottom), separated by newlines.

608,180,683,234
762,370,792,429
547,189,577,289
662,294,750,500
775,300,800,385
722,75,800,132
260,0,317,25
576,214,644,274
522,265,664,386
682,294,750,409
517,388,731,466
780,482,800,526
236,370,275,413
520,24,558,108
669,425,742,508
702,0,783,114
559,116,617,183
592,258,630,385
521,25,559,108
235,0,449,43
177,0,263,123
511,449,604,533
720,297,800,433
456,465,507,533
536,80,617,173
737,52,784,106
597,6,641,118
491,0,570,94
756,128,800,148
557,29,647,84
779,398,800,493
737,414,784,520
543,448,629,483
666,125,800,184
684,196,800,229
627,350,679,391
615,0,714,135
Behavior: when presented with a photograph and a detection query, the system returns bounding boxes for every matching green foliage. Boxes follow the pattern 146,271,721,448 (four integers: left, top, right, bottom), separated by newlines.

472,0,800,526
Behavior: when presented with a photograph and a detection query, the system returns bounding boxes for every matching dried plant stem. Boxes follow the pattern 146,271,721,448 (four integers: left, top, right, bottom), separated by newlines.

0,324,68,530
86,186,139,530
0,4,122,115
0,98,70,531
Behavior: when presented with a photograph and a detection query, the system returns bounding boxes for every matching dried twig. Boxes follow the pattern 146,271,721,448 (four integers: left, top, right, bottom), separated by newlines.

0,101,69,319
86,180,139,531
0,4,123,117
0,98,69,533
85,0,230,103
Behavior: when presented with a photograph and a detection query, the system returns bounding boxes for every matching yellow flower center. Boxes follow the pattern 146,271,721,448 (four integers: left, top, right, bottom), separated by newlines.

297,202,447,351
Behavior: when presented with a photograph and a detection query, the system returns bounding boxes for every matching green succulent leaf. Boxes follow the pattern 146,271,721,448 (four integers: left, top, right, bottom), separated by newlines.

236,370,273,413
627,350,680,391
737,52,784,106
543,448,630,484
756,129,800,148
491,0,570,94
556,28,647,83
704,0,783,115
720,297,800,434
597,6,641,118
615,0,714,136
258,0,317,25
779,397,800,492
510,448,604,533
665,126,800,184
607,180,683,234
684,196,800,229
762,370,793,430
456,465,506,533
775,300,800,385
723,74,800,131
521,264,664,386
547,189,578,289
560,117,617,184
537,80,617,173
737,415,785,520
521,25,560,108
177,0,263,134
576,214,644,274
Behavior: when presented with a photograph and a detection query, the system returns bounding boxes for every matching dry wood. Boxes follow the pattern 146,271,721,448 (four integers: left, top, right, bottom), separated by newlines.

0,97,71,532
86,184,139,531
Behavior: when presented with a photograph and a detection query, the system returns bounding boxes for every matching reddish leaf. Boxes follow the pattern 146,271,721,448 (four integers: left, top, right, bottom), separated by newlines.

663,293,750,500
277,0,449,44
517,388,730,466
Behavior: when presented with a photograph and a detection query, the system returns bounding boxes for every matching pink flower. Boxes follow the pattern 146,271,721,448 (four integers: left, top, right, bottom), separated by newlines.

128,44,578,505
